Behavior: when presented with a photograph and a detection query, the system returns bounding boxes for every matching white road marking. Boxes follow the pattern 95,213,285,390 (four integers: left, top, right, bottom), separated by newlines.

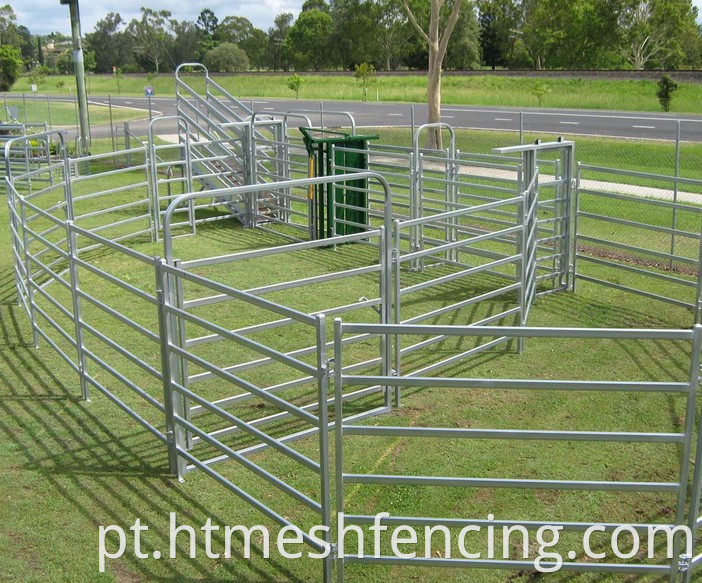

441,115,455,119
125,101,133,104
559,121,579,125
495,118,513,122
388,113,403,117
633,125,656,129
264,107,275,110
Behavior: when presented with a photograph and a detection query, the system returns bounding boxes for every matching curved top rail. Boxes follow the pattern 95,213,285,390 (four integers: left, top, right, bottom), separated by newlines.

287,109,357,134
249,111,313,130
175,62,209,79
4,129,66,181
413,123,456,159
162,171,393,263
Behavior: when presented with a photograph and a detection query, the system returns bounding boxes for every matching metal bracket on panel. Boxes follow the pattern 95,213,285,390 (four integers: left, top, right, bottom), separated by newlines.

329,543,338,559
323,358,334,375
358,296,381,316
678,553,690,573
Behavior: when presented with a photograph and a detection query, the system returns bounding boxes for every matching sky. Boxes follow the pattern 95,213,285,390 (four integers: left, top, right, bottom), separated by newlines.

16,0,702,37
16,1,303,36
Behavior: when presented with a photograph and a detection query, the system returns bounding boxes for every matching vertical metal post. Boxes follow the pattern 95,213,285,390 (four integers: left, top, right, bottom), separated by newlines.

330,144,337,239
184,128,196,236
66,221,89,400
551,157,565,287
65,0,90,156
449,149,459,263
19,202,39,349
693,215,702,324
562,142,576,291
108,95,115,152
320,101,325,131
683,330,702,583
46,94,52,130
154,258,185,480
672,324,702,582
315,314,333,583
519,111,524,145
517,183,527,354
148,93,153,121
124,122,131,166
22,93,27,123
378,226,393,409
671,120,681,270
410,105,415,142
571,163,583,293
333,317,345,583
173,258,192,450
392,220,402,385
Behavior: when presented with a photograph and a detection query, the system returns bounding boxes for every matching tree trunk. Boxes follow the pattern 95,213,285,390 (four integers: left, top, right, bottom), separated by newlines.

427,58,442,149
426,34,444,150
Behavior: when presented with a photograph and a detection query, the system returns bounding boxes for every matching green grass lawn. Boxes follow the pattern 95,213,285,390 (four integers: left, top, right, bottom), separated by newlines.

2,138,702,581
1,96,148,127
12,73,702,114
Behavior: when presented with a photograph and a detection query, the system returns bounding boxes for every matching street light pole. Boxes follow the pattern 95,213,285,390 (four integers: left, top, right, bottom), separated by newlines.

61,0,90,155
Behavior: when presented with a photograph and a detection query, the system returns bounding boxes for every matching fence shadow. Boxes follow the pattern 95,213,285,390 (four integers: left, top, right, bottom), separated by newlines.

0,281,305,581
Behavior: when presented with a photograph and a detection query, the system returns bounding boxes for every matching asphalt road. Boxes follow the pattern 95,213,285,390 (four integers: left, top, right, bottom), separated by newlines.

39,93,702,143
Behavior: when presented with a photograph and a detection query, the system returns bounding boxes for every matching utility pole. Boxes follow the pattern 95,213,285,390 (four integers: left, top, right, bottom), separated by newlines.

61,0,90,155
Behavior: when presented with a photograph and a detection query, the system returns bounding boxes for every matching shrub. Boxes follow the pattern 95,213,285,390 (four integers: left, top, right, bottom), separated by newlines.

287,74,303,99
204,43,250,73
656,75,678,112
354,62,376,102
0,46,23,91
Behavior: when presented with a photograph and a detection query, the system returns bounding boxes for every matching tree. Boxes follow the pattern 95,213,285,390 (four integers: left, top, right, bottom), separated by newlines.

285,9,335,70
656,74,678,111
531,80,550,106
354,62,376,100
128,8,174,73
478,4,503,69
619,0,700,69
203,42,249,72
267,13,294,71
303,0,331,11
86,13,134,74
0,44,22,90
0,4,19,48
445,3,481,69
287,73,303,98
217,17,267,69
518,0,572,70
330,0,379,69
375,0,410,70
563,0,625,69
196,9,219,36
478,0,530,68
17,25,34,69
170,20,204,67
401,0,466,148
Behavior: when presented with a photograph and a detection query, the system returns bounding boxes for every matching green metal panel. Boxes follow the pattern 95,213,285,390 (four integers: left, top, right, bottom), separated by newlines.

300,127,378,239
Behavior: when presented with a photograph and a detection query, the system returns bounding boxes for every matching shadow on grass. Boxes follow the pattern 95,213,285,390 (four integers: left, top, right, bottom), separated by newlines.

0,284,306,581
